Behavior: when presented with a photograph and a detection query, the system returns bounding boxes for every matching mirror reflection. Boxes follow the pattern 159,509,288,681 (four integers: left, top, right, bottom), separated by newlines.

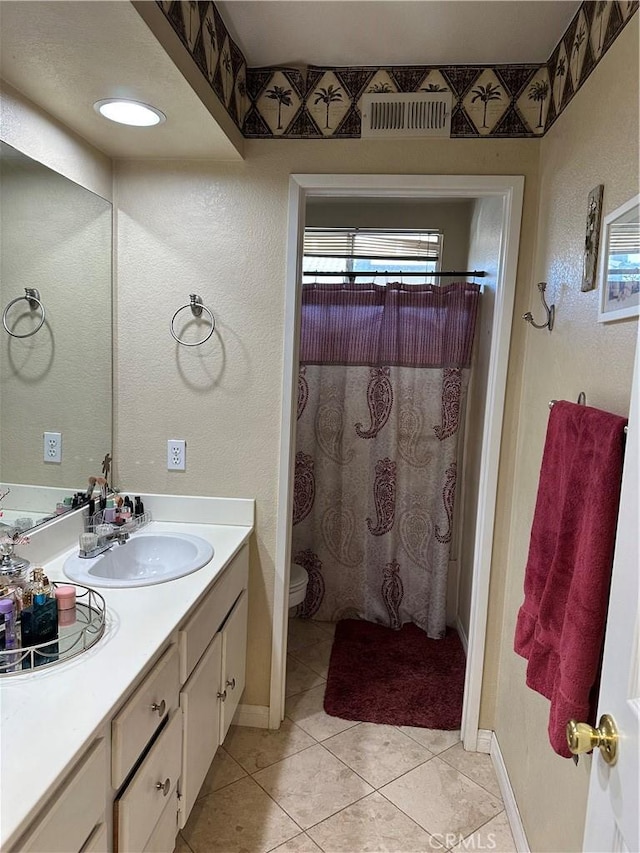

0,141,112,533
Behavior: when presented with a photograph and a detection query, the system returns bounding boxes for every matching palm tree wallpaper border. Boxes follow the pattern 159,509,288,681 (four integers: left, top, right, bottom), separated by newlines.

157,0,638,140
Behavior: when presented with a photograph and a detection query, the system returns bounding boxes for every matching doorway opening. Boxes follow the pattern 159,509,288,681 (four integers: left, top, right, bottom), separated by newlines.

270,175,524,751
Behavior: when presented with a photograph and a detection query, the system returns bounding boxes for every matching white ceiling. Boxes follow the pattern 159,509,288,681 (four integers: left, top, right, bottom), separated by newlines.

0,0,581,160
217,1,581,67
0,1,241,160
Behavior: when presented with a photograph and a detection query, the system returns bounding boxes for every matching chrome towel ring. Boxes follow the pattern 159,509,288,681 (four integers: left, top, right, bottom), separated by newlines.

2,288,46,338
170,293,215,347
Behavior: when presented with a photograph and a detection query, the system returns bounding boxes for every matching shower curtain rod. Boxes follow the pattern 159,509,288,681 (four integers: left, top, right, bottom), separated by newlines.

303,269,487,278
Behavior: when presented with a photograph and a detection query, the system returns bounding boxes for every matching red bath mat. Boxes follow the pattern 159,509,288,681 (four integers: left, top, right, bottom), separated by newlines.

324,619,465,729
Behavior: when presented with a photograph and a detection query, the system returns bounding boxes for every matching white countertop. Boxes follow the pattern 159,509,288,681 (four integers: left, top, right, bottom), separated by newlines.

0,518,252,849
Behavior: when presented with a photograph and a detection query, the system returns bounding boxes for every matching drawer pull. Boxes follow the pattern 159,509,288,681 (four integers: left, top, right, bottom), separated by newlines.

155,778,171,797
226,677,236,690
150,700,166,717
217,689,227,702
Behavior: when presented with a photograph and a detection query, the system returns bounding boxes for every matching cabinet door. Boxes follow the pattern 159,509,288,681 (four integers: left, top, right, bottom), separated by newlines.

179,631,223,828
220,590,248,743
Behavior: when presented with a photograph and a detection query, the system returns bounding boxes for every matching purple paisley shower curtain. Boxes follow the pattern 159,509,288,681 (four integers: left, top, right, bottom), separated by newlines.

292,281,480,639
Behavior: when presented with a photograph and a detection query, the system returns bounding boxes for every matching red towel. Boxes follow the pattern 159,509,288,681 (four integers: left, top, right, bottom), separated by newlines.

514,401,627,757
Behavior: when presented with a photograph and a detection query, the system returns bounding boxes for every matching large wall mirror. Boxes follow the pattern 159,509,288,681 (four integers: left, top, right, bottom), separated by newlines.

0,140,112,533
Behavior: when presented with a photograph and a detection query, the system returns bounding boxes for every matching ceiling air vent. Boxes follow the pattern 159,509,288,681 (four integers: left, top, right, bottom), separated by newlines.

360,92,452,139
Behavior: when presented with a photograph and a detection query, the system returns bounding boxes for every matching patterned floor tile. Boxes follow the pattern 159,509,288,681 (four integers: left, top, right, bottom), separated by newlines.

286,654,326,697
314,621,337,639
379,757,503,840
288,639,334,678
397,726,461,755
307,791,442,852
450,811,517,852
323,723,433,788
439,742,502,798
224,719,316,774
173,834,194,853
268,832,323,852
182,776,299,853
285,685,359,741
253,744,373,830
287,618,330,653
197,746,247,798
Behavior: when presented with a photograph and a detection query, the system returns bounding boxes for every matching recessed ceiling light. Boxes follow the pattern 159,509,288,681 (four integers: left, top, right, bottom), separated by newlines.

93,99,166,127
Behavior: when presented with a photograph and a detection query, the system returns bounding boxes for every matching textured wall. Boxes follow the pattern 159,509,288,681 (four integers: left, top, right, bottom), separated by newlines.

493,17,639,853
114,137,539,707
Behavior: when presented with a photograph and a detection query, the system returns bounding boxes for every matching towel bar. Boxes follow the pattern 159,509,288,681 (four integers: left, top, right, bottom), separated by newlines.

549,396,628,434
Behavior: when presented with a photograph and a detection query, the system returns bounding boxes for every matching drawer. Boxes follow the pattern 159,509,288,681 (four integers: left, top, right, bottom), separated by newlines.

115,710,182,853
143,789,179,852
179,544,248,683
112,644,179,788
15,739,107,853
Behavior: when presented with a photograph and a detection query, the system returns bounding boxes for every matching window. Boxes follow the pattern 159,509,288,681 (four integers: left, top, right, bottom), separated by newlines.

302,228,442,284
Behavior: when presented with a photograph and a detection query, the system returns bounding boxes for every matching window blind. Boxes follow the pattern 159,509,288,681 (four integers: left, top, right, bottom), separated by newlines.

303,228,441,261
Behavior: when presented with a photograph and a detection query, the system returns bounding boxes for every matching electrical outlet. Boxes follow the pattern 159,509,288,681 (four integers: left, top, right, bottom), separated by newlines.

167,439,186,471
44,431,62,464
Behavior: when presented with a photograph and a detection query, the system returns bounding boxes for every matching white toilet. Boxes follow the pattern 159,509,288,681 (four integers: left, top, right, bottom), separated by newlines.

289,563,309,609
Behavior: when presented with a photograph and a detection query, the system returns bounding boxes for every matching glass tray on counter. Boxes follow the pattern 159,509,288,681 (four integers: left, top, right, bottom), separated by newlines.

0,583,106,676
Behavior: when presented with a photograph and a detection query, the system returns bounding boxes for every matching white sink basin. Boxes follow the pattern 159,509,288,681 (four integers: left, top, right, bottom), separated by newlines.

63,533,214,588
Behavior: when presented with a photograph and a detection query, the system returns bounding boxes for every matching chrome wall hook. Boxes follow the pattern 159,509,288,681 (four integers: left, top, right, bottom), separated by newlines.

523,281,555,331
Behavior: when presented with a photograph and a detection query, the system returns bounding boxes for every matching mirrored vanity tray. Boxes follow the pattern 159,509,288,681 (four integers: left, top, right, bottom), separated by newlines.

0,583,106,676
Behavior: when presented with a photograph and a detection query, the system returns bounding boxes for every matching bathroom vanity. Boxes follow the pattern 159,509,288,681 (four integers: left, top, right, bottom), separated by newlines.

0,494,254,853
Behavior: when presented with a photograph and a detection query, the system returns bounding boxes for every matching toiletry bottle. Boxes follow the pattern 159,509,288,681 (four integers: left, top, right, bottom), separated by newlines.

21,588,59,668
104,498,116,523
0,598,18,672
119,498,132,522
134,496,144,517
124,496,134,516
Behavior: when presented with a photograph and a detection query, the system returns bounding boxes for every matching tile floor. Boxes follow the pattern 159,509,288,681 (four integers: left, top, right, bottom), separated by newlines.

177,619,517,853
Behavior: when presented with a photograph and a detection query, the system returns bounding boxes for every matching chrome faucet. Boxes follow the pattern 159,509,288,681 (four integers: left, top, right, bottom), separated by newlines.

79,529,130,559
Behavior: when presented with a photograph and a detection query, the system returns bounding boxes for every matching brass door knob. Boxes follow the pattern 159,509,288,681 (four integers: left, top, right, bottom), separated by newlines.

566,714,618,766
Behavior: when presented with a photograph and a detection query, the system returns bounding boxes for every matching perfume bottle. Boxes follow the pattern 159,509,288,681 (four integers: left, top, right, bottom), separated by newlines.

20,589,59,669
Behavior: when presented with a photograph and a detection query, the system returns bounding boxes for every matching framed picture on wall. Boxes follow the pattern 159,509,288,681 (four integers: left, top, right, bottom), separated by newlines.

598,193,640,323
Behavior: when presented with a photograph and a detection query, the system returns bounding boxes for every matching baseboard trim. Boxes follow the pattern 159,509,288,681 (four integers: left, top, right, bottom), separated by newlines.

490,732,530,853
455,616,469,655
232,704,270,729
476,729,493,754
